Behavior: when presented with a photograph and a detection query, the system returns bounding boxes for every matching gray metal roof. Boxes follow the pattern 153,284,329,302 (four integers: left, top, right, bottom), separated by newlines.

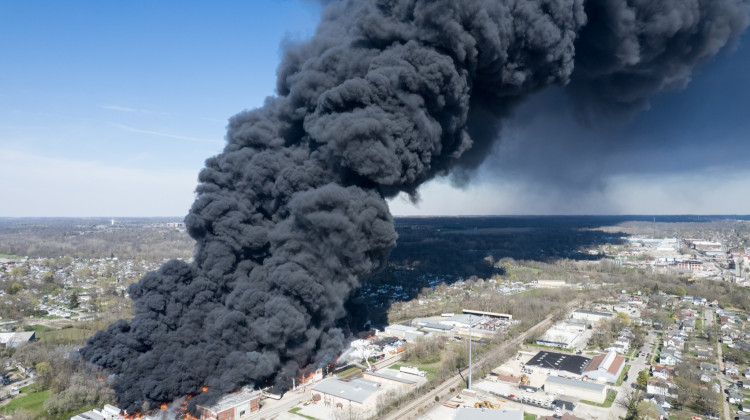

418,321,453,331
364,370,416,385
545,375,606,392
573,310,613,317
197,391,259,414
312,378,379,404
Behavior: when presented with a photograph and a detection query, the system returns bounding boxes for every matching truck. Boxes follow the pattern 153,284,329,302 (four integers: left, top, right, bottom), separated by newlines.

400,366,426,377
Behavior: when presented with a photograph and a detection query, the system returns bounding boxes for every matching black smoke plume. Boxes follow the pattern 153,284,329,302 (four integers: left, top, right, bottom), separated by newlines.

80,0,749,412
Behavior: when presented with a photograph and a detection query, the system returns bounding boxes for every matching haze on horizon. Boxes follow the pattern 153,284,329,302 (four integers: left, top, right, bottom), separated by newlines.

2,1,750,218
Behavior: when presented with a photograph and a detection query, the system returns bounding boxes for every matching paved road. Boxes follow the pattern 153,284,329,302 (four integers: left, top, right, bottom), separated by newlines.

700,307,732,420
381,300,581,420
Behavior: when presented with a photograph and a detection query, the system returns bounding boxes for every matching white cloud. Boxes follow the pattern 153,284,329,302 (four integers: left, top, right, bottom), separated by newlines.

0,149,198,217
388,169,750,216
109,123,223,145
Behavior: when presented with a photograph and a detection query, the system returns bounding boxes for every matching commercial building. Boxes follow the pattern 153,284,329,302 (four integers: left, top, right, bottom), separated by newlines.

583,350,625,383
362,371,416,390
525,351,592,378
412,319,454,333
196,390,260,420
536,322,585,349
70,405,123,420
438,314,481,329
544,376,607,403
311,378,380,412
0,331,35,348
536,279,566,288
462,309,512,320
570,310,614,325
473,380,516,398
383,324,424,342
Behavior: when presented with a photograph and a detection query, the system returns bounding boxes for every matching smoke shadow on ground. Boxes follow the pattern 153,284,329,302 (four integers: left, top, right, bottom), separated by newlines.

348,214,744,329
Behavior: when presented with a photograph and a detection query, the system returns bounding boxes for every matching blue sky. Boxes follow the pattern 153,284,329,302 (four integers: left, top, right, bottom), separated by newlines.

2,1,750,217
0,1,320,217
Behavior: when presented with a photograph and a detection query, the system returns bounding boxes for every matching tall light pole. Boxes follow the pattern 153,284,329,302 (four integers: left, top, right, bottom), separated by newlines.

468,314,472,390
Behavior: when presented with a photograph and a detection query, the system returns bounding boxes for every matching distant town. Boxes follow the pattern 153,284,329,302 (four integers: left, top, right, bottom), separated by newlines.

1,216,750,420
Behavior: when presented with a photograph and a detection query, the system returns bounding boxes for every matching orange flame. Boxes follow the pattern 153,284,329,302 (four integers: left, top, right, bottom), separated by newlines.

98,377,104,382
202,386,208,392
160,403,167,410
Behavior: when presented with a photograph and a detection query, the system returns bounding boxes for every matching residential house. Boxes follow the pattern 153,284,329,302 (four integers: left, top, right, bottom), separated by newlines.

699,362,718,372
681,318,695,333
725,365,740,376
700,373,714,383
651,365,674,381
659,350,682,366
647,379,677,398
729,391,745,404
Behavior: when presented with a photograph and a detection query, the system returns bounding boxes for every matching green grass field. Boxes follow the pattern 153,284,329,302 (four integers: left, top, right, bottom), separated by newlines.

288,407,320,420
36,328,96,345
26,325,53,333
0,390,51,417
336,367,362,379
617,364,631,386
391,363,439,378
50,405,99,420
524,413,537,420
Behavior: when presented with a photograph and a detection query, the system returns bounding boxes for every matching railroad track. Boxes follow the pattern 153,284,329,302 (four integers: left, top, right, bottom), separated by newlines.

381,299,581,420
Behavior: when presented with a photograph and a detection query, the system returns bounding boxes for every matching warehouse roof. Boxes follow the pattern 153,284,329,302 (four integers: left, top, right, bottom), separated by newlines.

545,375,606,392
573,310,613,317
363,370,416,385
197,391,259,414
312,378,379,404
0,331,35,345
526,351,591,375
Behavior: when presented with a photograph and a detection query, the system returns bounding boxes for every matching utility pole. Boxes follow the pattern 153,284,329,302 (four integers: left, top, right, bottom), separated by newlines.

468,314,472,391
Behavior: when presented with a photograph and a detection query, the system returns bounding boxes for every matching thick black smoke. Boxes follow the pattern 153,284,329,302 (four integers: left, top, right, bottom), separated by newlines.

569,0,750,122
80,0,749,413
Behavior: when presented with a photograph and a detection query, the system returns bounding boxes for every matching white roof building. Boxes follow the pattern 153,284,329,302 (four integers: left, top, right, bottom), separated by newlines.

0,332,35,348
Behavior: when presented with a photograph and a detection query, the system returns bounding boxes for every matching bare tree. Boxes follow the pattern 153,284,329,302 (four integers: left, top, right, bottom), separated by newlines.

331,404,364,420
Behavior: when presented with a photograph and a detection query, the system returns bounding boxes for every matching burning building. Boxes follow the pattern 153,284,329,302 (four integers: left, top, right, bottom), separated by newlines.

196,390,260,420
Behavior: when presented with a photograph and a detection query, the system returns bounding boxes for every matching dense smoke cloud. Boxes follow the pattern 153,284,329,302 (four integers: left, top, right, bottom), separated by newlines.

81,0,750,413
569,0,750,122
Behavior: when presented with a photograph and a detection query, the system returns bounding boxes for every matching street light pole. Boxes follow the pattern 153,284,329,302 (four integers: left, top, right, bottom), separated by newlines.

468,314,472,391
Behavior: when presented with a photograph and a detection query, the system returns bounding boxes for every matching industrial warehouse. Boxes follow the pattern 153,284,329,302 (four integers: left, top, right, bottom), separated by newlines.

544,376,608,404
524,351,592,378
